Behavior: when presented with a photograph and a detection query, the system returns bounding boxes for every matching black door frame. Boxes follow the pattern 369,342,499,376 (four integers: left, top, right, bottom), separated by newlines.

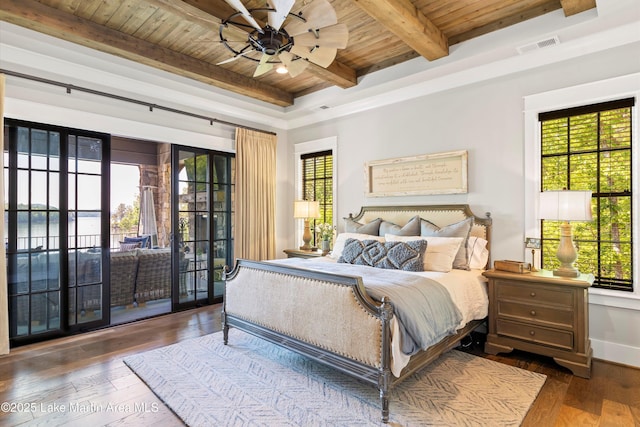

171,145,232,311
5,119,111,346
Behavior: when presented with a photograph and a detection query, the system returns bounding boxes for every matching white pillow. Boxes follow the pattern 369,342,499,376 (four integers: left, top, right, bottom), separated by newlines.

467,236,489,269
330,233,385,260
385,234,463,272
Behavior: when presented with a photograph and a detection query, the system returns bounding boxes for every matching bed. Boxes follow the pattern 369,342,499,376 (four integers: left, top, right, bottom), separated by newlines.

222,204,492,423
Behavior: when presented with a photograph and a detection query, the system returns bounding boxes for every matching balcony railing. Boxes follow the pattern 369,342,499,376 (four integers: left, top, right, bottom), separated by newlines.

8,233,137,252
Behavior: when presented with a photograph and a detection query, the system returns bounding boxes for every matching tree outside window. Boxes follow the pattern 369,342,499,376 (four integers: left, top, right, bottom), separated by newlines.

301,150,333,246
540,98,634,291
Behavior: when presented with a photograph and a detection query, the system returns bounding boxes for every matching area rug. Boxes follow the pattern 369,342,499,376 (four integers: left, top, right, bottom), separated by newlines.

124,329,546,426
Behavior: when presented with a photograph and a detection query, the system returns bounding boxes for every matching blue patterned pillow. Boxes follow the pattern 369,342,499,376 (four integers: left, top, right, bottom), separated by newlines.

124,235,151,249
337,238,427,271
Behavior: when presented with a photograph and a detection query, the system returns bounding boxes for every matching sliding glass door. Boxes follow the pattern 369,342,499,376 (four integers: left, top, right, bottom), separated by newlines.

67,133,110,329
4,120,110,344
4,120,233,345
172,146,234,309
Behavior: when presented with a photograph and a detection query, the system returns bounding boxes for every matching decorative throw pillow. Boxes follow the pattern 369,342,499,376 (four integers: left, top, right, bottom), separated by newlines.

337,238,427,272
343,217,382,235
379,215,421,236
420,217,474,270
330,233,385,260
119,241,142,252
467,236,489,269
124,235,151,249
385,234,463,272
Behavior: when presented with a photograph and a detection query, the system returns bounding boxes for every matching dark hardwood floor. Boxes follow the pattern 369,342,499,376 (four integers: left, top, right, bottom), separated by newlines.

1,304,638,426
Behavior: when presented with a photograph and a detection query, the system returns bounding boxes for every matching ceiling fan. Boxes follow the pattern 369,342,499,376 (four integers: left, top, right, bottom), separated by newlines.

218,0,349,78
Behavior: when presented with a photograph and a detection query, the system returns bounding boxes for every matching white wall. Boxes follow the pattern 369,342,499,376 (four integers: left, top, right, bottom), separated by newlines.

287,43,640,367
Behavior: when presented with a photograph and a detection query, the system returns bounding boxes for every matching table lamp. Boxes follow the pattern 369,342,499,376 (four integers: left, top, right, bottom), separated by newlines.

538,190,592,277
294,200,320,251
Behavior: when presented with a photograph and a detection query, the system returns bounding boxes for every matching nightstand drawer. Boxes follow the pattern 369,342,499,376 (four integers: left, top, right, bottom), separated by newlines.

497,281,573,307
497,301,574,328
496,319,574,351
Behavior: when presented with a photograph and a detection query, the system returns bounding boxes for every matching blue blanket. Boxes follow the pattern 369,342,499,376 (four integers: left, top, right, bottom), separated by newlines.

271,259,462,355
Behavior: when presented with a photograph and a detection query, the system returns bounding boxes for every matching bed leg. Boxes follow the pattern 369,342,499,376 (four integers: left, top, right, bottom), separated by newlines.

378,365,391,423
380,387,389,423
379,296,393,423
222,311,229,345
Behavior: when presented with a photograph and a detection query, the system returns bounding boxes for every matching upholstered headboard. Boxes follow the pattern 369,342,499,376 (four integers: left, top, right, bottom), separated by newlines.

345,204,492,266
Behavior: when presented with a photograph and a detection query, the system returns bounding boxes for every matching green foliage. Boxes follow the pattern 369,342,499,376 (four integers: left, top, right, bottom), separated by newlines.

541,106,633,289
303,152,334,245
110,195,140,233
183,154,209,193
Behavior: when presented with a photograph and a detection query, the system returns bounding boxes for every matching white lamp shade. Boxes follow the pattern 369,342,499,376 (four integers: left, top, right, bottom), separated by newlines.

539,190,593,221
293,200,321,219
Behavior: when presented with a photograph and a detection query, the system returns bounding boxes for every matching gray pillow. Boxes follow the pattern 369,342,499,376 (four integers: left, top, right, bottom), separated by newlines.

337,238,427,272
344,217,382,235
420,217,474,270
379,215,421,236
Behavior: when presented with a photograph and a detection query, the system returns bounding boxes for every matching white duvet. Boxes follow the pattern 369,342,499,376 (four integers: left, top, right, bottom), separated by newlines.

388,268,488,375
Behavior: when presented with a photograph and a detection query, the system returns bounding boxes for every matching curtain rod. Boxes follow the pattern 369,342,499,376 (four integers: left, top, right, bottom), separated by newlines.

0,69,277,136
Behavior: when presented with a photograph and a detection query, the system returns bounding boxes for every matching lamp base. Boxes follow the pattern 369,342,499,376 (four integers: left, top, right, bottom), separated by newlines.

300,219,313,251
553,266,580,278
553,221,580,278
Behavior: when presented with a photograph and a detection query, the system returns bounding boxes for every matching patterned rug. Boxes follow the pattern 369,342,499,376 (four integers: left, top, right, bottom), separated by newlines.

124,329,546,426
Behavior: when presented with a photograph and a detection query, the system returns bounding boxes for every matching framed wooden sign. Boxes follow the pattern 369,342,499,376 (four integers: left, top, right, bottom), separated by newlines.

365,150,468,197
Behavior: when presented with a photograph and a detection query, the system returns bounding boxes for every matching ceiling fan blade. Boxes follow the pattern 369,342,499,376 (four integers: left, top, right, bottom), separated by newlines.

268,0,295,31
285,0,337,37
290,45,337,68
253,54,274,77
293,24,349,49
223,0,263,32
279,51,308,77
217,50,251,65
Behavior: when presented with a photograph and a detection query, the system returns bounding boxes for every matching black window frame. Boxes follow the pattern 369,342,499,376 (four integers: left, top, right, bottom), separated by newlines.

539,98,634,291
301,149,333,246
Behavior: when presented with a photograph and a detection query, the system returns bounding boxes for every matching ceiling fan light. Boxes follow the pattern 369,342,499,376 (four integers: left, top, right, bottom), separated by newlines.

276,65,288,74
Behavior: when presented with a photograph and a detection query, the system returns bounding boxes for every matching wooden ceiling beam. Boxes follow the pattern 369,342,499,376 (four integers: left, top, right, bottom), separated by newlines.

352,0,448,61
0,0,293,106
306,60,357,89
559,0,597,17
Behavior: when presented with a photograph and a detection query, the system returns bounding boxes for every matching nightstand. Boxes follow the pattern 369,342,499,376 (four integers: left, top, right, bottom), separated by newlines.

483,269,593,378
283,248,324,259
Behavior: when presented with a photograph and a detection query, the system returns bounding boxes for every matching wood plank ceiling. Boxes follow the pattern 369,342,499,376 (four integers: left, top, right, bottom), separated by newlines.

0,0,596,107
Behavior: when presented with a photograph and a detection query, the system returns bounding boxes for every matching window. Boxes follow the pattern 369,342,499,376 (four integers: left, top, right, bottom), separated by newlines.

301,150,333,245
539,98,634,291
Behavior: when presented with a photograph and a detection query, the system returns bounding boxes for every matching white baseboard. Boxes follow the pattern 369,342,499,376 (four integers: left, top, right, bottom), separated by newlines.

591,338,640,368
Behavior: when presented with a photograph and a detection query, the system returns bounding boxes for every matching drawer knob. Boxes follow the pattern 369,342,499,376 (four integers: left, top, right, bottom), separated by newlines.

530,310,537,316
530,292,536,297
529,330,536,336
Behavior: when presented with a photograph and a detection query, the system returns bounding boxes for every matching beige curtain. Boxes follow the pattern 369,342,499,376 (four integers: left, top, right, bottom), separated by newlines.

234,128,277,261
0,74,9,355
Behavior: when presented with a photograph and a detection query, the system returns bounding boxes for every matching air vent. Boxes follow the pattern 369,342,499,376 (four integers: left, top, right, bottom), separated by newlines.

517,36,560,54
